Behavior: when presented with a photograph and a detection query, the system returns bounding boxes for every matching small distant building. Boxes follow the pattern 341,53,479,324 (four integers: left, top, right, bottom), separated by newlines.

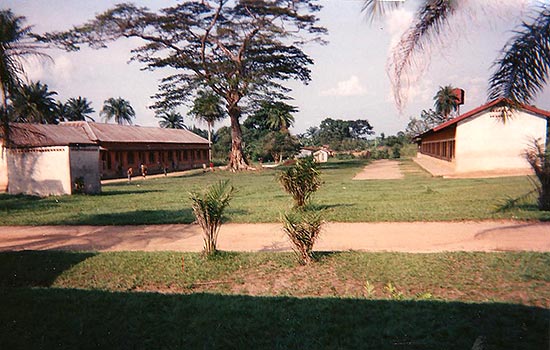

313,149,330,163
1,122,210,196
297,147,316,158
0,123,101,196
415,98,550,177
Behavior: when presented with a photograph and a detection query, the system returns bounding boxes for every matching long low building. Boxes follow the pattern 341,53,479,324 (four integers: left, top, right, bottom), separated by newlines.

0,122,210,196
415,98,550,177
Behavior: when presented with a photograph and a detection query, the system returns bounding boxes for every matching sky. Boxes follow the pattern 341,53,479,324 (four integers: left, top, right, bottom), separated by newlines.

5,0,550,137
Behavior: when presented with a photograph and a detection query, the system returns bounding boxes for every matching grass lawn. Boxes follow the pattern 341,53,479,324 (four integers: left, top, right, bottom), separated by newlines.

1,250,548,349
0,158,549,225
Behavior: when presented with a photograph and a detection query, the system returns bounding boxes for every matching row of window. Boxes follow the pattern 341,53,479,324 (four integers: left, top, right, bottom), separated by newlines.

420,140,455,161
102,149,208,170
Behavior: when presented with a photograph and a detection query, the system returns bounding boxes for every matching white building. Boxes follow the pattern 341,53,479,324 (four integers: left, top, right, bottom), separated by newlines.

1,122,210,196
415,98,550,177
0,123,101,196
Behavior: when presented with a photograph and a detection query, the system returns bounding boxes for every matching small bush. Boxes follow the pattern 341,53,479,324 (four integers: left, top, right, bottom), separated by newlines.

282,209,323,265
73,177,85,194
189,180,234,255
525,139,550,211
391,144,401,159
278,157,322,208
336,153,355,160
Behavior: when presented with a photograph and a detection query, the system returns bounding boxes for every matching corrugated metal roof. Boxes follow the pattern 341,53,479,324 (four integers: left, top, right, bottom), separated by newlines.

64,122,209,144
8,123,97,147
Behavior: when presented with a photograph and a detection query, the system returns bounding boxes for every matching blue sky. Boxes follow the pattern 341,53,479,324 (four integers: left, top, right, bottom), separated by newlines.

5,0,550,136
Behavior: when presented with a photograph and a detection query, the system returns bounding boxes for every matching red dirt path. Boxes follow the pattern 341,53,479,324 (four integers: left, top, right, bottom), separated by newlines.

1,221,549,253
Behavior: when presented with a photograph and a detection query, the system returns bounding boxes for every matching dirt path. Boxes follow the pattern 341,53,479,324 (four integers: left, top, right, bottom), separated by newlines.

1,221,549,253
353,159,404,180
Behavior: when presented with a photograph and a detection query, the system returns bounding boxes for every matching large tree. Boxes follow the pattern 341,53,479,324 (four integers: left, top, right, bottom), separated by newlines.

100,97,135,125
0,10,48,145
362,1,550,108
10,81,58,124
39,1,326,170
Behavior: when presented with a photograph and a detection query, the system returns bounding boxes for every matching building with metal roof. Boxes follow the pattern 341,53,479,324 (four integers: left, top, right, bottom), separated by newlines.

414,98,550,178
1,122,210,196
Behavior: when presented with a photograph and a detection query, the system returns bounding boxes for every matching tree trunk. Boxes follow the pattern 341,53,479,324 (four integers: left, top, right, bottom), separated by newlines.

227,100,250,171
1,88,9,149
207,121,212,163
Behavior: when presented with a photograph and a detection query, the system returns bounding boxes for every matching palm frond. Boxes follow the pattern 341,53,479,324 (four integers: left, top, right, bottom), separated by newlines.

190,180,234,255
362,0,404,22
387,0,458,112
488,6,550,104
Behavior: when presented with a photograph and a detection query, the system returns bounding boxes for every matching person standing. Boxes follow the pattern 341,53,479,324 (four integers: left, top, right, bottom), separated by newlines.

127,167,133,182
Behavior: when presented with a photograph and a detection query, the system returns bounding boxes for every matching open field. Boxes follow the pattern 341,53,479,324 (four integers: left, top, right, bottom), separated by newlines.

1,159,548,225
1,250,548,349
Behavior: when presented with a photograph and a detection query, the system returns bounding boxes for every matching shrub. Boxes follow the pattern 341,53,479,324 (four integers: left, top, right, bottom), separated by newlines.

525,139,550,211
73,177,85,194
189,180,234,255
282,209,323,265
391,144,401,159
336,153,355,160
278,157,322,208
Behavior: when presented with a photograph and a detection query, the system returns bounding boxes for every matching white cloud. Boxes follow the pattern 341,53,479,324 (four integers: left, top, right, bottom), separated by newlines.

21,54,74,87
320,75,368,97
385,7,413,48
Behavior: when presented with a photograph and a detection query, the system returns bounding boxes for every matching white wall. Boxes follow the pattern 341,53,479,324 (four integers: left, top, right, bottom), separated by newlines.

69,146,101,194
455,109,547,173
0,144,7,192
7,146,72,196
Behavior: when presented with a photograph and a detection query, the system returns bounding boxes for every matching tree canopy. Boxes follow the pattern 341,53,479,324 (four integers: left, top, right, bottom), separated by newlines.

0,10,49,145
39,1,327,170
156,111,185,129
299,118,374,151
9,81,58,124
61,96,95,122
100,97,135,125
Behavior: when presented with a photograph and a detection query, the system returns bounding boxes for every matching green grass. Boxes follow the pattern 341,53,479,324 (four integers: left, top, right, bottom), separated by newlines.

1,158,548,225
0,250,548,349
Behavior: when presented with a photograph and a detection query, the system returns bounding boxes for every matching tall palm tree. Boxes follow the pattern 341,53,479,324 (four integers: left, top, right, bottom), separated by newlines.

433,85,458,121
10,81,58,124
100,97,135,125
0,10,49,145
188,90,226,161
363,1,550,108
156,111,185,129
64,96,95,121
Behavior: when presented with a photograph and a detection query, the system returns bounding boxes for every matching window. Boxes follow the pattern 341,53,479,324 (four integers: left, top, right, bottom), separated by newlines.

149,151,155,163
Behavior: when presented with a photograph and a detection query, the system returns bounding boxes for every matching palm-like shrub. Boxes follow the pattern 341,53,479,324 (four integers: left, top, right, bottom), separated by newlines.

278,157,322,208
282,209,323,265
525,139,550,211
190,180,234,255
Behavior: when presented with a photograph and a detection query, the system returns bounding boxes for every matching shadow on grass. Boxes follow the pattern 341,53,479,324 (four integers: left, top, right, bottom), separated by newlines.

307,203,354,211
318,160,367,170
0,288,547,350
0,251,95,288
65,209,195,225
97,189,164,196
0,193,55,212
